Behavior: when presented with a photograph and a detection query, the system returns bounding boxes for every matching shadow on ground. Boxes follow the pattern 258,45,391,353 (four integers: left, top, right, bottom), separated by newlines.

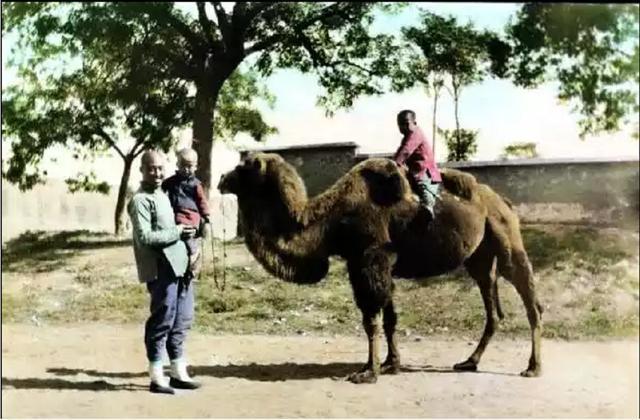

1,377,146,392
42,362,518,385
2,230,132,272
45,363,364,383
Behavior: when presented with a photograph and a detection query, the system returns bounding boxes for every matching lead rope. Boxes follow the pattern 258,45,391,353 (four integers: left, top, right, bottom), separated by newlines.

210,195,227,292
209,220,218,290
221,194,227,292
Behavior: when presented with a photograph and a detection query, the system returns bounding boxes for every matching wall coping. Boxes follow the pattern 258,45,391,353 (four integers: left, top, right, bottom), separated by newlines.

241,141,359,154
355,153,640,168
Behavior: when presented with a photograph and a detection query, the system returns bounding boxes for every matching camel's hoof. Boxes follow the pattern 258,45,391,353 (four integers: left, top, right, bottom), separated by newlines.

520,368,541,378
453,359,478,372
381,361,401,375
347,370,378,384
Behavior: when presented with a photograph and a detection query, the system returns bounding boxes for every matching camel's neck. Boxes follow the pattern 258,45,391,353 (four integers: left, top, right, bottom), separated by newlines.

300,174,360,225
237,198,331,284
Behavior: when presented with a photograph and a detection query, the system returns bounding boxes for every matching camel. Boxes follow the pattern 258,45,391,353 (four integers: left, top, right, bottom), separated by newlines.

218,152,543,383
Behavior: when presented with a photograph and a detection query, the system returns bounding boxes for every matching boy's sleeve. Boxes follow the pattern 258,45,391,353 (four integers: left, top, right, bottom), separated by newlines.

195,183,211,221
128,196,181,247
393,131,420,166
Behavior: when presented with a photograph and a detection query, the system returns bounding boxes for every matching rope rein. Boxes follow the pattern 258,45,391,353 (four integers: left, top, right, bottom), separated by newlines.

221,195,227,291
210,194,227,292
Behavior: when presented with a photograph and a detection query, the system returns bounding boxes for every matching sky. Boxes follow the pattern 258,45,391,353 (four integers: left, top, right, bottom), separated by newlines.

2,2,639,189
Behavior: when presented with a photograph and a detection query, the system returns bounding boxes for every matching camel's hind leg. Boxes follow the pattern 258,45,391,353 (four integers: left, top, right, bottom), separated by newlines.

494,280,505,320
454,240,499,372
500,248,543,377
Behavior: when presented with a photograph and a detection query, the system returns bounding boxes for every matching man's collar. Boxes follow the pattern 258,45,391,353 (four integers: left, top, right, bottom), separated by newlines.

140,181,160,192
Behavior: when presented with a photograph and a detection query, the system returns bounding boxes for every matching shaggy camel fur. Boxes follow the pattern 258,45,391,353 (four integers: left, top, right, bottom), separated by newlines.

218,152,543,383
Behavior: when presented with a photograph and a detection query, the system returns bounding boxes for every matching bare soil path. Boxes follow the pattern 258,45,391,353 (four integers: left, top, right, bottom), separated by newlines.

2,324,638,418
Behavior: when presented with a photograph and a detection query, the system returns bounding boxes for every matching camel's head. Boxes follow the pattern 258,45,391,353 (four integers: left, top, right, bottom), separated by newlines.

217,153,271,196
218,153,308,214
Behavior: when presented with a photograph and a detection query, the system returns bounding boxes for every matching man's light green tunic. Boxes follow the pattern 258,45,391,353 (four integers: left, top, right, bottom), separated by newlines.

127,185,189,283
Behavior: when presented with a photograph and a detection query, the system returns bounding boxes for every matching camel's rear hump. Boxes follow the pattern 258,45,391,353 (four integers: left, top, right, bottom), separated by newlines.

440,168,478,200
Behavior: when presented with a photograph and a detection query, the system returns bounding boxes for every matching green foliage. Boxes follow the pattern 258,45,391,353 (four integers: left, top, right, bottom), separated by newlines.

393,12,506,155
402,13,506,89
65,172,111,194
3,2,396,189
507,3,640,136
2,2,277,193
501,142,539,159
214,70,278,142
393,12,509,93
439,127,478,162
1,8,193,191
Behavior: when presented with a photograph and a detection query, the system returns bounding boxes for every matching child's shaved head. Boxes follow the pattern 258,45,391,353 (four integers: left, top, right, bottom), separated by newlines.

177,148,198,165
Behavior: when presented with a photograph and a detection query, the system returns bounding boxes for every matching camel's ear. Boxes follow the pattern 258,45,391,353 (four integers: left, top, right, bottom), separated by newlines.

252,157,265,175
360,168,405,206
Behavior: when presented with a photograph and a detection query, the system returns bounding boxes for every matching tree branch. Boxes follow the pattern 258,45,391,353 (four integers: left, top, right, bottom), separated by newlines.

296,3,358,31
244,33,287,55
149,6,206,52
242,2,277,22
297,31,327,67
196,2,218,46
244,3,367,56
131,139,148,158
96,127,125,159
210,2,231,46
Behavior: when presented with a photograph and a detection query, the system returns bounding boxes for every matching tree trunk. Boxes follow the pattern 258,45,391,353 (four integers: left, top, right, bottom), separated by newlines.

453,81,461,161
192,82,221,194
432,89,439,157
114,155,134,236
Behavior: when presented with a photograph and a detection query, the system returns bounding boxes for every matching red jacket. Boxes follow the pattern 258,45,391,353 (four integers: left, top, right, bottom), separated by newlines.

393,126,442,182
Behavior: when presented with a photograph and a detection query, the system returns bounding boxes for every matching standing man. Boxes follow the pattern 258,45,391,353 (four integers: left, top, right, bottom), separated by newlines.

127,150,202,394
393,109,442,220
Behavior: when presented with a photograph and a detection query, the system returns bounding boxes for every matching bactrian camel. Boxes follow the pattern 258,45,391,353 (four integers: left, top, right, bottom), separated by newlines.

218,152,543,383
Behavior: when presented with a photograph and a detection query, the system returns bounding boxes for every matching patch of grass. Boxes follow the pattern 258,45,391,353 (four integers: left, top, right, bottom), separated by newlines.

2,226,638,340
523,225,634,273
1,293,36,322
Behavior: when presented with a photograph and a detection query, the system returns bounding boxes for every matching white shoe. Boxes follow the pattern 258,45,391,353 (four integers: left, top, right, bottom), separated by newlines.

170,358,194,382
148,360,170,387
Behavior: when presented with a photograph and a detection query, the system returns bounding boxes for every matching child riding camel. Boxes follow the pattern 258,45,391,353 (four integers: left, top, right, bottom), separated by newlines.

393,109,442,220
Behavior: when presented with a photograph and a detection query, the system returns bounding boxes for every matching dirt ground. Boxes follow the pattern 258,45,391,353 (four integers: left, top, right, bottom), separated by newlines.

2,324,638,418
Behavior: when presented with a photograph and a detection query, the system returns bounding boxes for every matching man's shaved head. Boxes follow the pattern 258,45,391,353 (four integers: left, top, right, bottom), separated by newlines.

140,150,165,187
141,150,163,167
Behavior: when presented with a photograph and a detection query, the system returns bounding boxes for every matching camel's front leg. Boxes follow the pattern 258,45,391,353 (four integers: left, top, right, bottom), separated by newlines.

348,311,382,384
381,300,401,374
346,245,395,384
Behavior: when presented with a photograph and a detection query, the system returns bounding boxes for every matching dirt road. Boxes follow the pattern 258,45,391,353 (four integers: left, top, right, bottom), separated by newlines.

1,324,638,418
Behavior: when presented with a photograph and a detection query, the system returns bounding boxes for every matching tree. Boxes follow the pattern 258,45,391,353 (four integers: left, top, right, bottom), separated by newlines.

390,47,446,157
506,3,639,137
2,12,276,235
394,12,509,160
439,127,478,162
3,2,402,191
500,142,539,160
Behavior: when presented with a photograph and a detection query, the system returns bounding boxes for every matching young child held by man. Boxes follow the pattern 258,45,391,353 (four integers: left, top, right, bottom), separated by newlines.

162,147,211,280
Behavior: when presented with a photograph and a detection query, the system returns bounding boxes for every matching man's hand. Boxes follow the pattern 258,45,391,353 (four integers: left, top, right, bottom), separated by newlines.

177,224,197,239
201,222,210,239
